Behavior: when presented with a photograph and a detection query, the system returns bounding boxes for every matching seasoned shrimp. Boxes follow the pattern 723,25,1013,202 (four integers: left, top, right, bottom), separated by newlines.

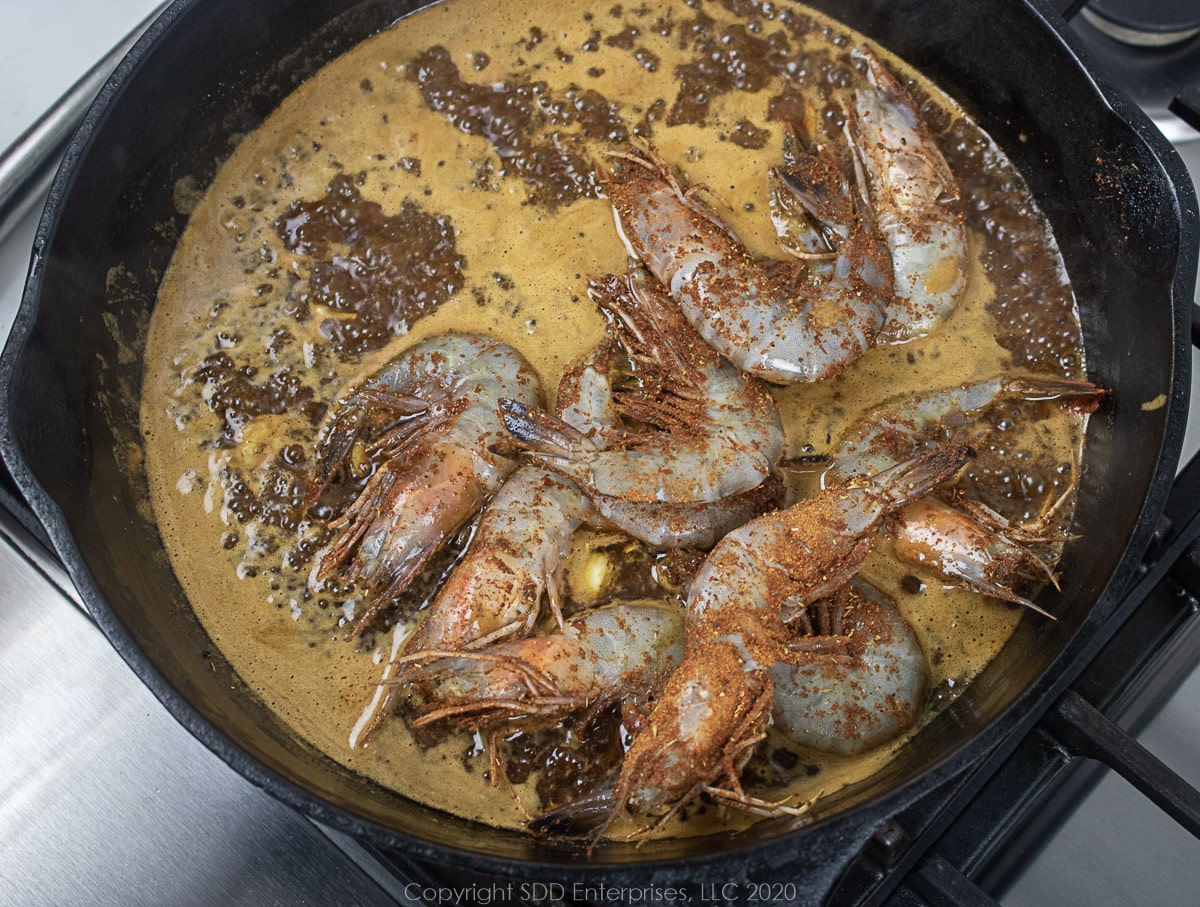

308,333,543,638
853,49,967,341
772,578,928,755
600,135,893,384
552,324,785,546
401,292,782,656
502,269,785,503
400,602,684,780
531,582,930,837
831,374,1104,479
391,344,617,664
828,373,1105,613
352,466,590,746
356,303,781,743
592,445,971,836
400,466,591,654
891,496,1062,611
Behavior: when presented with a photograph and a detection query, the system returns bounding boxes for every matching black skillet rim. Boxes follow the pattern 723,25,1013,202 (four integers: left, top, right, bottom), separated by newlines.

0,0,1194,885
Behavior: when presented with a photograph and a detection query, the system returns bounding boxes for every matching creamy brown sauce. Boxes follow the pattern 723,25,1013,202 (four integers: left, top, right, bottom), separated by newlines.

141,0,1090,835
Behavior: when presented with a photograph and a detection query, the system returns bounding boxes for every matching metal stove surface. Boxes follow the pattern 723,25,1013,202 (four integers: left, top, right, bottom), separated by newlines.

1,3,1199,906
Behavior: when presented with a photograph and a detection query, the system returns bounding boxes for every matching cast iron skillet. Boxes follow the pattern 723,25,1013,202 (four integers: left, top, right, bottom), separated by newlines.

0,0,1196,895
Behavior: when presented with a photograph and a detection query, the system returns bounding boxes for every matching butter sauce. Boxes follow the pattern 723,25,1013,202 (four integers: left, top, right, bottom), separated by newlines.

141,0,1089,835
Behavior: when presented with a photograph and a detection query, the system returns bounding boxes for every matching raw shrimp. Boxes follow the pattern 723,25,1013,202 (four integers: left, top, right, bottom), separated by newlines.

891,496,1062,611
831,374,1104,479
594,444,971,835
359,295,782,743
853,49,967,341
551,321,786,546
307,332,543,638
502,270,785,503
400,290,781,657
352,466,590,746
772,578,928,755
828,373,1105,612
399,466,592,655
600,132,893,384
400,602,684,770
530,581,930,838
390,343,619,665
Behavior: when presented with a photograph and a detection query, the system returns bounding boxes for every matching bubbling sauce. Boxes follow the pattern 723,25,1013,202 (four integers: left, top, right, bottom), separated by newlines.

141,0,1090,836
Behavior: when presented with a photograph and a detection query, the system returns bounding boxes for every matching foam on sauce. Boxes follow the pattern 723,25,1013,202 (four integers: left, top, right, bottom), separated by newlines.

141,0,1090,835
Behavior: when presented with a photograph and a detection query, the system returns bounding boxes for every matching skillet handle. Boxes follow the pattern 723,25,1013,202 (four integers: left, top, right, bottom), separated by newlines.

0,457,54,555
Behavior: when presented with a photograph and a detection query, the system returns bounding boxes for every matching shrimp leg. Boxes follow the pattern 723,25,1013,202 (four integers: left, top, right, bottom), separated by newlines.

401,602,685,734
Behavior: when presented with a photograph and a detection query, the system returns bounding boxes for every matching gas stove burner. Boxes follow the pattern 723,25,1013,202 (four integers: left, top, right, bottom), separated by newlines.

1082,0,1200,47
1068,1,1200,143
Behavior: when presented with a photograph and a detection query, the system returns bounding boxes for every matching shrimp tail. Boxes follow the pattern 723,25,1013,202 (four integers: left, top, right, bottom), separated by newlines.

873,443,974,508
859,46,915,108
939,565,1058,620
1000,375,1107,414
769,130,857,249
528,786,617,837
306,403,370,506
499,398,599,463
306,389,431,507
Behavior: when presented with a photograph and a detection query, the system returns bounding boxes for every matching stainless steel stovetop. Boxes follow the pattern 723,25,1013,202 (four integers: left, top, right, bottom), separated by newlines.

2,3,1199,905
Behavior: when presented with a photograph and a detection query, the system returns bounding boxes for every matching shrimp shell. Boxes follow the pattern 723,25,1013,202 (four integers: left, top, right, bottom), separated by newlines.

853,49,967,341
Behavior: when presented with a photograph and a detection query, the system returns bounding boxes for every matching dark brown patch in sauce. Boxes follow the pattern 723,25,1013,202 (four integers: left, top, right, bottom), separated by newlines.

409,45,626,209
193,353,323,448
670,14,795,126
944,120,1081,376
275,172,464,357
727,118,770,149
503,707,626,807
